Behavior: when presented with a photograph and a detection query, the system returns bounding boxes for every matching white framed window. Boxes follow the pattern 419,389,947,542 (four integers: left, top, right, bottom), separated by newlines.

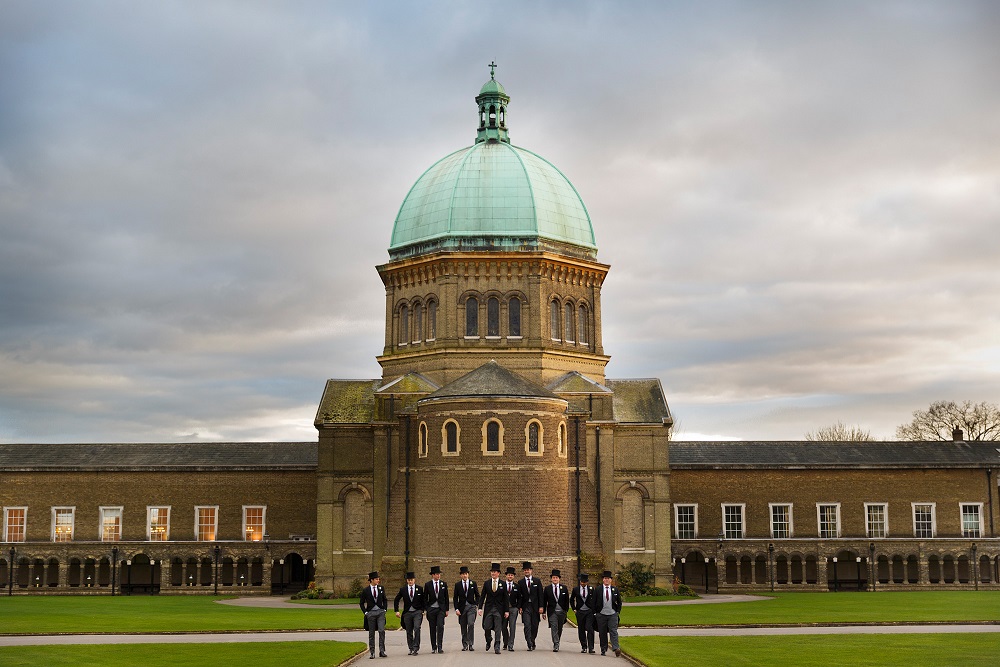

961,503,982,538
722,504,744,539
147,506,170,541
769,503,792,538
675,504,698,539
243,505,266,541
441,420,460,456
4,507,27,542
52,507,75,542
817,503,840,538
525,420,543,456
865,503,888,538
196,506,218,542
557,422,567,458
418,422,429,458
912,503,936,538
482,419,504,455
100,506,123,542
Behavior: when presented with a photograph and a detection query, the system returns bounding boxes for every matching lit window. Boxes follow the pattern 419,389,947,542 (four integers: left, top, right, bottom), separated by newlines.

148,506,170,541
723,504,744,539
412,303,423,343
443,420,460,455
244,506,266,542
550,300,560,340
770,504,791,538
577,304,589,345
427,301,437,341
508,297,521,337
912,503,935,538
466,297,479,337
962,504,982,538
100,507,122,542
196,506,218,542
564,302,575,342
866,503,887,538
487,297,500,337
52,507,75,542
4,508,26,542
526,421,541,455
675,505,697,539
817,504,840,538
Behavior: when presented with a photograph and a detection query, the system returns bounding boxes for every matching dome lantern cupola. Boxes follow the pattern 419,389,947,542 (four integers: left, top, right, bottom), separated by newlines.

476,61,510,144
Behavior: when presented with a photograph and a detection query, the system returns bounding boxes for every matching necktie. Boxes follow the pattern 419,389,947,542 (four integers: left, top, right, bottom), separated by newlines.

465,581,468,596
372,586,376,600
553,584,557,599
435,581,439,596
606,586,610,602
493,579,497,592
409,586,413,599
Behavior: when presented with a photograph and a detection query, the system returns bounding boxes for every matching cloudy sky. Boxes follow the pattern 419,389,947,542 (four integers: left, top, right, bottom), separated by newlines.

2,1,998,443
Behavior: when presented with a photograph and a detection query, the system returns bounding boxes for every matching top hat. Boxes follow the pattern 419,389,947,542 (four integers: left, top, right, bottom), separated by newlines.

459,566,470,574
490,562,501,572
578,572,589,581
368,571,380,580
522,561,533,570
550,569,561,577
405,572,415,580
505,566,516,575
430,566,441,575
602,570,614,579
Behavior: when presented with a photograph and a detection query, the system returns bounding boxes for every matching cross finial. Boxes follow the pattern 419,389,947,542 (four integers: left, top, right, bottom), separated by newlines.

488,60,497,79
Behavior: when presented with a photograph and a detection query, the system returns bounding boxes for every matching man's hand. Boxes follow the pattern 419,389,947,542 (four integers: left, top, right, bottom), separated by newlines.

395,611,401,618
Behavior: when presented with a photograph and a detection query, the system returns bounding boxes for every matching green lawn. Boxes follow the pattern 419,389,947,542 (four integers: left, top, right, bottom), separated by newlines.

0,641,366,667
0,596,400,634
620,634,1000,666
622,591,1000,626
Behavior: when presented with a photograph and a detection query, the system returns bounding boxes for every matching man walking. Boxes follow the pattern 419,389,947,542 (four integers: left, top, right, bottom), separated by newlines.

394,571,425,655
594,570,623,657
359,571,387,659
570,571,596,654
500,566,520,651
423,565,448,654
453,565,479,651
478,562,508,654
516,561,543,651
542,568,569,652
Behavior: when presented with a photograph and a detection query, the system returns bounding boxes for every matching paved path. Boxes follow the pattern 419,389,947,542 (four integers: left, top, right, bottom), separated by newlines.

216,594,768,610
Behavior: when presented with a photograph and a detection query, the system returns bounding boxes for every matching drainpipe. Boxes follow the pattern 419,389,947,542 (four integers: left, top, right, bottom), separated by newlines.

988,469,995,537
575,416,582,572
404,414,411,572
386,396,394,537
595,426,602,538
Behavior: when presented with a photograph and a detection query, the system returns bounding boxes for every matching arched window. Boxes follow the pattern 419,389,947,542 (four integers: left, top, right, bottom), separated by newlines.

558,422,567,458
578,304,589,345
466,297,479,337
418,422,428,458
622,488,644,550
550,300,560,340
399,305,409,345
564,302,575,342
413,303,423,344
499,106,506,127
526,421,541,455
344,489,370,550
427,301,437,340
508,296,521,337
487,297,500,337
483,419,503,455
443,420,459,455
488,104,497,128
479,105,486,128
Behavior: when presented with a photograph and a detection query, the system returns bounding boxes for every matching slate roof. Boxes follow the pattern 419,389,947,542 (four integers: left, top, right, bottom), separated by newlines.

0,442,317,472
547,371,612,394
422,361,563,402
377,372,439,394
315,379,381,425
670,441,1000,469
606,379,672,424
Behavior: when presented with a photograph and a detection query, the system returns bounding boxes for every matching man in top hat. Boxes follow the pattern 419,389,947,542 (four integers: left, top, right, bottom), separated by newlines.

453,565,479,651
423,565,449,654
478,562,509,654
359,571,388,658
516,561,543,651
593,570,623,657
500,566,521,651
542,568,570,652
394,571,426,655
569,572,596,654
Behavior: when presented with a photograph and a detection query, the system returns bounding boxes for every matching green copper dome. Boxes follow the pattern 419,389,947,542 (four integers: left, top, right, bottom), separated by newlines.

389,70,596,260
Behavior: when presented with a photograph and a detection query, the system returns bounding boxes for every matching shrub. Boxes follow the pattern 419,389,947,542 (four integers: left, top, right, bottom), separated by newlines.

347,578,365,599
617,562,655,597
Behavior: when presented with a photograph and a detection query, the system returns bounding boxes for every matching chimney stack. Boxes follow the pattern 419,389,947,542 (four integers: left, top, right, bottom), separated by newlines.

952,427,965,442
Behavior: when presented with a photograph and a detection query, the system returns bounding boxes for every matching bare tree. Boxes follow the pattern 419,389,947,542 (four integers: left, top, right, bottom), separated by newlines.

896,400,1000,441
805,421,876,442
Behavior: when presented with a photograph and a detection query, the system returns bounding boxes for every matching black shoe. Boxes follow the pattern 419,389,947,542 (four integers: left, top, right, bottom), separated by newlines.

554,647,559,652
438,649,444,654
495,649,501,654
582,648,588,653
413,651,419,656
380,652,387,658
469,647,475,651
462,646,468,651
369,654,375,660
486,642,492,651
614,649,621,657
589,649,597,654
601,651,606,656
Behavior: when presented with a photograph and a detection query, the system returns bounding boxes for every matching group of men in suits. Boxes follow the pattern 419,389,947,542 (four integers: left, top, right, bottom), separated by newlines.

358,561,623,658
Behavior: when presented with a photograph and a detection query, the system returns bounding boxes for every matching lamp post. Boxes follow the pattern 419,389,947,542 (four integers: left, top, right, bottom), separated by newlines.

213,545,221,596
111,546,119,596
869,542,876,592
7,546,15,596
768,543,774,592
971,543,978,591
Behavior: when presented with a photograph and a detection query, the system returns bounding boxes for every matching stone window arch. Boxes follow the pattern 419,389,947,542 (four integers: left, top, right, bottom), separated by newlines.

465,297,479,337
442,420,460,456
412,302,423,344
482,418,504,455
399,304,409,346
550,299,560,341
426,299,437,341
618,483,649,551
487,296,501,337
341,485,372,551
525,419,543,456
558,422,568,458
507,296,521,337
564,301,575,342
577,303,589,345
418,422,428,458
